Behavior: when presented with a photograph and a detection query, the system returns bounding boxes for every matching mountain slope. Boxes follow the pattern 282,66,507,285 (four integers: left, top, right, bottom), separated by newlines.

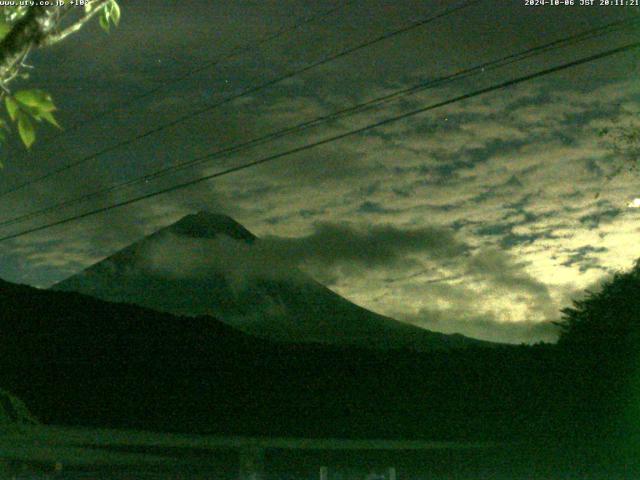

53,212,485,350
0,278,565,440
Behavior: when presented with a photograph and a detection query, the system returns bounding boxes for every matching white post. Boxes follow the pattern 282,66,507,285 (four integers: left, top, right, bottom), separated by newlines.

320,465,328,480
388,467,397,480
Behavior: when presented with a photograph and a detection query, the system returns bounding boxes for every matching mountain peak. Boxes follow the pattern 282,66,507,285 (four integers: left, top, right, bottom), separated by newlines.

53,211,489,351
168,211,256,242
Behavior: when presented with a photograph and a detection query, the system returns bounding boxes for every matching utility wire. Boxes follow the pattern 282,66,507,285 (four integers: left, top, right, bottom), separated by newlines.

0,40,636,243
0,16,636,230
7,3,348,156
0,0,482,199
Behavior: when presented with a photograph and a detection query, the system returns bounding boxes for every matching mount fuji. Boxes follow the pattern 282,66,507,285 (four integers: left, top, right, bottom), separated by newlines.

53,212,485,350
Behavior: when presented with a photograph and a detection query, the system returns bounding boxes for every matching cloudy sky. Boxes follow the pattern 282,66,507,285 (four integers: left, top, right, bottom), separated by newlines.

0,0,639,343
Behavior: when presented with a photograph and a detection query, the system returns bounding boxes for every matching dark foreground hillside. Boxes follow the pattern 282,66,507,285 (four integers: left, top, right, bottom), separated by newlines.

0,278,636,442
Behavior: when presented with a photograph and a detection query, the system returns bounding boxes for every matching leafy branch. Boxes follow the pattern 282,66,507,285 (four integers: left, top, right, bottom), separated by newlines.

4,89,60,149
0,0,120,153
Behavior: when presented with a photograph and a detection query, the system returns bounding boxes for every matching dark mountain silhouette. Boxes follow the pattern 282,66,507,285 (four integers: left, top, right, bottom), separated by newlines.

53,211,487,351
0,272,635,443
0,276,563,440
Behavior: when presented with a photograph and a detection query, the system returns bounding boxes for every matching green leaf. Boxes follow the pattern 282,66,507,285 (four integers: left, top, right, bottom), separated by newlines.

5,96,19,122
99,7,110,32
40,110,61,129
110,0,120,26
14,89,55,112
17,111,35,149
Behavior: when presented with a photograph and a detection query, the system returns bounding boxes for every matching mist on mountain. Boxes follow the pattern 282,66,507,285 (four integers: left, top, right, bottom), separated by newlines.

54,212,487,350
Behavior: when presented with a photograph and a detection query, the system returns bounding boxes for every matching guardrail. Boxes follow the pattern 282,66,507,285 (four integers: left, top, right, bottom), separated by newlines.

0,425,500,479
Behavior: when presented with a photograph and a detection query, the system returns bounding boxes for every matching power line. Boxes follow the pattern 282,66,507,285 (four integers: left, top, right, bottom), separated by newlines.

0,40,636,243
7,3,348,156
0,16,636,230
0,0,482,199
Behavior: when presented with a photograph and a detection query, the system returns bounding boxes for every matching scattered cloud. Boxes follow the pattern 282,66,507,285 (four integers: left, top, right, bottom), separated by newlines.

2,2,640,343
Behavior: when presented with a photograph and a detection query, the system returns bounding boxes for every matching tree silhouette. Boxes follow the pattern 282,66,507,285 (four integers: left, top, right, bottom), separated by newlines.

556,258,640,351
555,259,640,437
